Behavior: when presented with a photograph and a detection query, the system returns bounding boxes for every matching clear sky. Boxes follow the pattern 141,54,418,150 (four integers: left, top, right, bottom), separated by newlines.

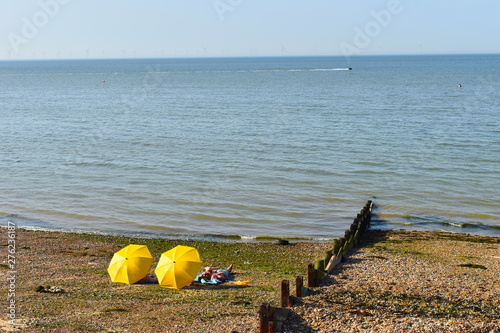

1,0,499,60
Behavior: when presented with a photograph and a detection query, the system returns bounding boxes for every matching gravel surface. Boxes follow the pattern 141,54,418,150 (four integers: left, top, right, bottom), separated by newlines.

282,230,500,333
2,228,499,332
0,228,325,332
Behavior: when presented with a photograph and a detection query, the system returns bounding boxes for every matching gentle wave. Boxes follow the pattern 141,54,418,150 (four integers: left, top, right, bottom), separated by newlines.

385,220,500,232
375,212,499,221
0,215,333,242
32,209,99,221
372,213,500,236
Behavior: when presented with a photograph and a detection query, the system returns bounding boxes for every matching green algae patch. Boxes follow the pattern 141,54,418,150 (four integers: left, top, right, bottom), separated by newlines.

457,263,488,270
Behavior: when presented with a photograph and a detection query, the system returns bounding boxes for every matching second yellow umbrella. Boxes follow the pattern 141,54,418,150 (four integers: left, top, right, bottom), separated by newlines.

155,245,202,289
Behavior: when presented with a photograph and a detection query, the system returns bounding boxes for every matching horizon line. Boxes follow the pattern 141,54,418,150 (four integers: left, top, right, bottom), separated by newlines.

1,52,499,62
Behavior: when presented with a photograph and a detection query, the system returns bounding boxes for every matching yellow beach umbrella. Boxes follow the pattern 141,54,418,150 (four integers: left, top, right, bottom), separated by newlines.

107,244,153,284
155,245,202,289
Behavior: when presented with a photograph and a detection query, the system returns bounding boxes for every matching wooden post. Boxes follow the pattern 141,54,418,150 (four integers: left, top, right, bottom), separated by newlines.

295,276,303,297
281,280,290,307
259,303,270,333
323,249,333,264
307,263,316,288
314,259,326,282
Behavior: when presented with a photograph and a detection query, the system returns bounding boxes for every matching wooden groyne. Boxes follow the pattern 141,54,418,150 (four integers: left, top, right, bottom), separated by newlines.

258,200,374,332
323,199,373,277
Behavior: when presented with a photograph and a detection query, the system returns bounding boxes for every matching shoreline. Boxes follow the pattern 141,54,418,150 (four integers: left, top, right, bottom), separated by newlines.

1,228,499,332
5,219,500,244
3,224,338,243
3,209,500,242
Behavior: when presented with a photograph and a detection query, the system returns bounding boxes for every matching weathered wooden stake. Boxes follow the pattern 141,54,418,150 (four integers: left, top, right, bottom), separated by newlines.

307,263,316,288
323,248,333,264
281,280,290,308
295,276,303,297
259,303,270,333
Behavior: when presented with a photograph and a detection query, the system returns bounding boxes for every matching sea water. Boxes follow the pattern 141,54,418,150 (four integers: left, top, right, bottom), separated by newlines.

1,55,499,239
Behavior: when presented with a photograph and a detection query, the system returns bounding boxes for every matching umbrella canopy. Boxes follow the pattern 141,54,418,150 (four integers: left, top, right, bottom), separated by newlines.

108,244,153,284
155,245,202,289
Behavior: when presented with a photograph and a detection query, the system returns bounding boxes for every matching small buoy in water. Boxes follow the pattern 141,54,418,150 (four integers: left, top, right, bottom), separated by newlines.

458,84,462,88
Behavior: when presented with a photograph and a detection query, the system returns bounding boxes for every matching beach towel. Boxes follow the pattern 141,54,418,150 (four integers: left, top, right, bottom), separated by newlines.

194,274,234,285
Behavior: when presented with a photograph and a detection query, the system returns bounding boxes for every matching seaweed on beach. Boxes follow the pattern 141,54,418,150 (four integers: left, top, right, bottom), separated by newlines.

457,263,488,270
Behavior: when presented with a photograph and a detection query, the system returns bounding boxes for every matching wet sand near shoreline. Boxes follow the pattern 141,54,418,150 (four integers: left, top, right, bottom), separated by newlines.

1,228,499,332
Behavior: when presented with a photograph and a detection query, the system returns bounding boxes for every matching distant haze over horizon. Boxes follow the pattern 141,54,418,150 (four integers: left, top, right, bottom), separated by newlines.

1,1,499,60
1,52,499,63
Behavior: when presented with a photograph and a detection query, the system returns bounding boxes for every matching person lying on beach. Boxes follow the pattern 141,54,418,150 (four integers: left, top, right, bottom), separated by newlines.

196,264,234,284
135,275,158,284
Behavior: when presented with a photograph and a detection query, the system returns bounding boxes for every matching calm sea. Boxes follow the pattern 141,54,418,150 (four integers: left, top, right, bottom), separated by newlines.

1,55,499,240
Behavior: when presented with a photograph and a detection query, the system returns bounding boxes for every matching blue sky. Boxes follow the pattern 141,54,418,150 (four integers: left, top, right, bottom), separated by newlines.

1,0,499,59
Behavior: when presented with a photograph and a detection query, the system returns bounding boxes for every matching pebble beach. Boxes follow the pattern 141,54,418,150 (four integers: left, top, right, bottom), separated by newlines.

1,228,499,332
283,230,500,333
